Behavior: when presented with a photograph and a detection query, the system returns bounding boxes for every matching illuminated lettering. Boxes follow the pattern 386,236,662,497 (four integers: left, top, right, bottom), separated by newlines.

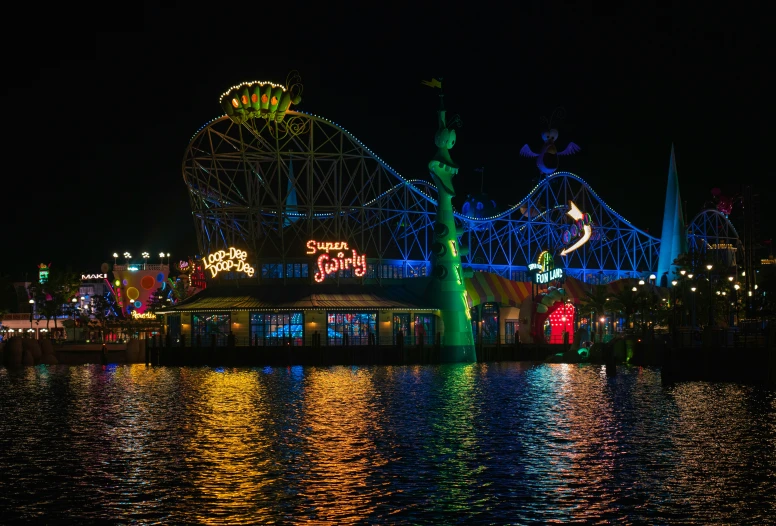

81,273,107,280
131,311,158,319
560,201,592,256
533,268,565,285
306,240,351,255
202,247,255,278
314,249,368,282
527,263,542,271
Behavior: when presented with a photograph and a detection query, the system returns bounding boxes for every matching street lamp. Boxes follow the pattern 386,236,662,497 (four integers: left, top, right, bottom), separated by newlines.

113,253,118,265
705,264,714,326
28,298,34,335
159,252,165,264
142,252,150,269
71,297,78,342
124,252,131,263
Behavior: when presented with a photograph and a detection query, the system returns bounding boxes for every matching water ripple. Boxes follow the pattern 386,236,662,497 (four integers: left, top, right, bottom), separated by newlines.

1,363,774,523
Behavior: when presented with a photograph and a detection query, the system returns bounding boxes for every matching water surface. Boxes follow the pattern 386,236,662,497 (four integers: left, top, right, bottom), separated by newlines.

1,363,774,524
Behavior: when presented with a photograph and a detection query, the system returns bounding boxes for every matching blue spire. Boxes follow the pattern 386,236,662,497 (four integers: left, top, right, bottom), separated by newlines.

656,144,687,286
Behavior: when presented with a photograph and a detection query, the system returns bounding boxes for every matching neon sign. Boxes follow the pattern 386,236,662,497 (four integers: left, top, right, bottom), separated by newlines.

203,247,255,278
81,273,107,280
38,263,51,284
527,263,542,271
538,251,554,272
306,240,367,282
560,201,592,256
533,268,565,285
131,311,158,320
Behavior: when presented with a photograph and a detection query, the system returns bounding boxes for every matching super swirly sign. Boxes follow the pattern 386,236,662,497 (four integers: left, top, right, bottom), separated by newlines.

306,240,367,282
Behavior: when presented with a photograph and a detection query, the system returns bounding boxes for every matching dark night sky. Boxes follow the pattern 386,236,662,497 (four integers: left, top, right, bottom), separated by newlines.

1,3,772,279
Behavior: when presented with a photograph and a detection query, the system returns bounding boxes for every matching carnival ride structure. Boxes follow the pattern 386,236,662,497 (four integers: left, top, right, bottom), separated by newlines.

182,95,741,286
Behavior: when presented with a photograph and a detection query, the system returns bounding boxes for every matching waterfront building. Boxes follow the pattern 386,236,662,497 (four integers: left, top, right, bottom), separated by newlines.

141,77,749,357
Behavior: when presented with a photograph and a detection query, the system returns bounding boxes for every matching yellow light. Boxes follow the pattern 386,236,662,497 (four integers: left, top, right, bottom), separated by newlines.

203,247,255,278
131,311,157,320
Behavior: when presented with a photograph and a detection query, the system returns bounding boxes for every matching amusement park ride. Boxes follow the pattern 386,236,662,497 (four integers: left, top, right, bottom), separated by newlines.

180,72,747,358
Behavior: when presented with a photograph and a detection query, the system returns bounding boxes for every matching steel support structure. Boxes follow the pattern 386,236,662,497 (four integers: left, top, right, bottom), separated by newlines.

183,112,736,284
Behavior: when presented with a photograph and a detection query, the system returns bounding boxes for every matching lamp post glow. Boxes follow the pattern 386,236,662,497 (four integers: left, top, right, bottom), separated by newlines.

159,252,165,264
142,252,150,270
707,266,714,326
124,252,131,264
28,298,34,335
113,253,118,265
71,297,78,342
671,280,678,329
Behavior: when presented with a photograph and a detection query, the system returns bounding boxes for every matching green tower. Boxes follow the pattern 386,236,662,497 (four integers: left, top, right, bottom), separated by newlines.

425,84,476,363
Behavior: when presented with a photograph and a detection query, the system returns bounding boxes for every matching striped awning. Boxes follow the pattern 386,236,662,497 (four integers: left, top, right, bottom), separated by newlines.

561,276,589,302
465,272,532,308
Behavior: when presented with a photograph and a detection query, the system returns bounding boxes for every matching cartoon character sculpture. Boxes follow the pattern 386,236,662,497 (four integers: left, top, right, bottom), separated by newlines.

461,193,499,229
708,187,740,216
520,109,581,175
422,77,476,363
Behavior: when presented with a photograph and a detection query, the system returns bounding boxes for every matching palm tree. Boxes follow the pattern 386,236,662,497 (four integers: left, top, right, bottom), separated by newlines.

29,267,81,336
609,287,645,333
580,284,611,340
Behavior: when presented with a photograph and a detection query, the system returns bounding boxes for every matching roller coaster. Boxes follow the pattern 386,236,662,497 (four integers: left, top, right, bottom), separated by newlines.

183,111,740,283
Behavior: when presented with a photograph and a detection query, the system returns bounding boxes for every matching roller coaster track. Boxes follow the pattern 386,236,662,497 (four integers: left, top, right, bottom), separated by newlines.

182,111,731,283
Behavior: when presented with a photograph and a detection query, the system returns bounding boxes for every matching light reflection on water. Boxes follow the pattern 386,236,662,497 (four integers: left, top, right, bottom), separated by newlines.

1,363,774,524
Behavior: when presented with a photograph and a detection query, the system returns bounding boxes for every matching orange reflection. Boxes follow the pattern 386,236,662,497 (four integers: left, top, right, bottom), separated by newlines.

182,368,273,525
297,366,387,524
